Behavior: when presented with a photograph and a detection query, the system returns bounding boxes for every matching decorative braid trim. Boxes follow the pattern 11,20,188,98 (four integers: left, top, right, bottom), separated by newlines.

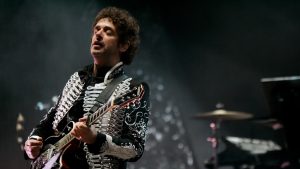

111,78,132,98
52,72,84,131
83,78,133,168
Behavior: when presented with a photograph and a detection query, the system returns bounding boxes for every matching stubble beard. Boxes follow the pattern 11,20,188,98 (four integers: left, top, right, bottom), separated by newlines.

91,46,116,66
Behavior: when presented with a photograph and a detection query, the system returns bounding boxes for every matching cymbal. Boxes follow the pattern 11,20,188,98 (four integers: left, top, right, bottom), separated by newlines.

194,109,253,120
253,118,283,129
253,118,279,124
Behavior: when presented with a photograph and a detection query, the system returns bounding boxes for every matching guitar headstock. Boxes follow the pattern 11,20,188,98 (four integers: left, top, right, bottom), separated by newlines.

112,85,145,107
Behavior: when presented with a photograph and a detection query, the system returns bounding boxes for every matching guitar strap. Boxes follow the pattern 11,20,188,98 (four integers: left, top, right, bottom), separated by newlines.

87,74,128,115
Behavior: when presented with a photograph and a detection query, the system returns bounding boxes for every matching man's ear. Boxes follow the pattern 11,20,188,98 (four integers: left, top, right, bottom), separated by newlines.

119,42,130,53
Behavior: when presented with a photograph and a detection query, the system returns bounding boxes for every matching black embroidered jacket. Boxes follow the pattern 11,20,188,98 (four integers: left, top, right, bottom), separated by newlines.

27,62,150,169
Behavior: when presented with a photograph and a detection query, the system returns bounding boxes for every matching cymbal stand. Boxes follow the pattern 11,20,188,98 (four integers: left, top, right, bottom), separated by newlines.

207,119,221,169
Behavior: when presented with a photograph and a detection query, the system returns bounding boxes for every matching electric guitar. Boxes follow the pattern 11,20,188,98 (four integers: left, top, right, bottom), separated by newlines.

30,86,145,169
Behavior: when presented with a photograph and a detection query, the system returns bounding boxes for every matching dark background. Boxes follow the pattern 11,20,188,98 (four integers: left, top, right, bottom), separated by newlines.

1,0,299,168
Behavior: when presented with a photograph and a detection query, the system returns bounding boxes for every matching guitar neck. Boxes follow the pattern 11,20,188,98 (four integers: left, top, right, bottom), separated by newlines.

55,132,75,150
86,101,114,126
54,100,114,150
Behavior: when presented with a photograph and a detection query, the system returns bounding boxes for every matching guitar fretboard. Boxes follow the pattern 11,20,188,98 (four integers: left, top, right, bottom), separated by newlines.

87,102,113,126
54,100,114,151
55,132,74,150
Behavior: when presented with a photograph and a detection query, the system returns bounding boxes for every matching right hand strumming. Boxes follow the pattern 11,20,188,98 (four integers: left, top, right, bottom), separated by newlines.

24,136,43,159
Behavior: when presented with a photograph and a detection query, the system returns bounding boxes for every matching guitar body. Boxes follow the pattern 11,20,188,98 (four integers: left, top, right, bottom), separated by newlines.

31,122,89,169
58,141,89,169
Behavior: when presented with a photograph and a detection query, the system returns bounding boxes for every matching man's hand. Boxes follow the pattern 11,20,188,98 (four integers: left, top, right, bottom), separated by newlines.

24,136,43,159
71,117,97,144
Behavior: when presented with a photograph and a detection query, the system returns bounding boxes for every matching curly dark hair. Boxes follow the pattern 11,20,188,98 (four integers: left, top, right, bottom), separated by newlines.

93,7,140,65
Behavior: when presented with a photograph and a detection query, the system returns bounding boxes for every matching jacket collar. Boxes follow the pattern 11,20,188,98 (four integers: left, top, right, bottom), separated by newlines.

104,62,124,84
79,62,125,85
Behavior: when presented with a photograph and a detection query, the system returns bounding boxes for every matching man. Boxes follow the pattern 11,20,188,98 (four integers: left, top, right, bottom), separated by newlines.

24,6,150,169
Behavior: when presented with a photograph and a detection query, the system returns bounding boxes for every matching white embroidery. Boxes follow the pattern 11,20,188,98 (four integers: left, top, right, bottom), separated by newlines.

52,72,84,130
125,100,149,138
111,78,132,98
84,77,137,169
103,135,137,159
83,83,106,112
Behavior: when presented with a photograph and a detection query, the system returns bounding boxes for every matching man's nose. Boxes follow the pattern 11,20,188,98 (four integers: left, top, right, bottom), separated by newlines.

95,29,104,38
95,32,103,41
96,34,103,41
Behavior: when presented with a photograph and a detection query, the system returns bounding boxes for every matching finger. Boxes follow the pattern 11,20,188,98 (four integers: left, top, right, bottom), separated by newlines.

72,122,89,135
29,136,43,141
80,122,88,128
73,123,80,131
34,136,43,141
26,152,35,159
28,150,40,158
27,142,42,147
25,146,42,158
29,145,43,150
74,122,85,131
71,123,80,133
27,141,43,146
71,131,82,140
27,139,42,143
77,136,82,141
70,128,81,138
79,117,87,122
26,140,43,146
29,150,41,157
70,130,77,137
73,122,85,129
25,145,42,153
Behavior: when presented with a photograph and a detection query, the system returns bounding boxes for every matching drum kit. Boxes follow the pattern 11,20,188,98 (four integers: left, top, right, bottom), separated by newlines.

192,77,300,169
193,108,279,169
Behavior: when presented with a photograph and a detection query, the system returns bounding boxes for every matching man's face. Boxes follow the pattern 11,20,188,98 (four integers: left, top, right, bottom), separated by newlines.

90,18,120,66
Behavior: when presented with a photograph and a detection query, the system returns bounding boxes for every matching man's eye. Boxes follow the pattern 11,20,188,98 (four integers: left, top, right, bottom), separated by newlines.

106,30,112,34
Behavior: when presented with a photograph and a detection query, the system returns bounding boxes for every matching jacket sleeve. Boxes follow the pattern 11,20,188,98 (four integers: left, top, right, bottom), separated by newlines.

28,97,61,140
28,72,84,140
24,94,61,160
87,82,150,161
